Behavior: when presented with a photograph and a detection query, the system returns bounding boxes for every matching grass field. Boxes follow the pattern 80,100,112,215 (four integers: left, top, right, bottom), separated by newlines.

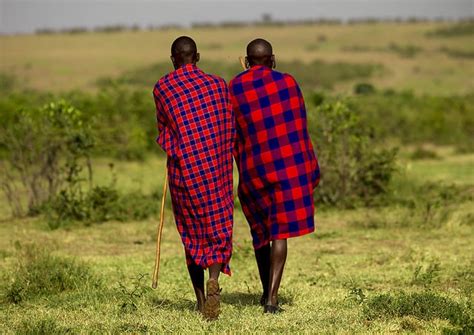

1,21,473,334
1,22,474,94
0,149,473,333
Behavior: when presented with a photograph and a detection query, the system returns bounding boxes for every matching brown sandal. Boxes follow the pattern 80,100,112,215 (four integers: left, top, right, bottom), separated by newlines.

203,278,221,320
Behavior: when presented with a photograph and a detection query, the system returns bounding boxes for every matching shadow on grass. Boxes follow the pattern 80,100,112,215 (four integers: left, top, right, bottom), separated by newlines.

149,291,295,311
149,297,196,312
223,292,260,307
223,291,294,307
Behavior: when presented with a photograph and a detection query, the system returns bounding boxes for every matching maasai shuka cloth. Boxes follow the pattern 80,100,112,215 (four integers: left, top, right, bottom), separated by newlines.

153,64,234,274
229,65,320,250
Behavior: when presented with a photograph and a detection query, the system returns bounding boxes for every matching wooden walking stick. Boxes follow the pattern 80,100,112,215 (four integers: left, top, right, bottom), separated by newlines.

152,170,168,289
239,56,246,70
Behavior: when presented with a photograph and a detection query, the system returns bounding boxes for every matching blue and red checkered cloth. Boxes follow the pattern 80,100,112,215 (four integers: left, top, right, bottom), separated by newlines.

230,65,320,250
153,64,234,274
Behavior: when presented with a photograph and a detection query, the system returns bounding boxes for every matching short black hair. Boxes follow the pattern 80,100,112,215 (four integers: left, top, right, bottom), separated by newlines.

171,36,197,59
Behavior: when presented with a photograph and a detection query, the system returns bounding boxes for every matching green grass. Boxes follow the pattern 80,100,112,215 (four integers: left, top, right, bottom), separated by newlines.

405,152,474,185
0,150,473,333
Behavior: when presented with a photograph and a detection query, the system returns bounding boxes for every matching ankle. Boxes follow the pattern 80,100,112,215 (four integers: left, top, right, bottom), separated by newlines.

267,294,278,306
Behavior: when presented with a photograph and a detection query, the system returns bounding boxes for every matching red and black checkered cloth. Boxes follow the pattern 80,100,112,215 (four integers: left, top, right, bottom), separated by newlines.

229,65,320,250
153,64,234,274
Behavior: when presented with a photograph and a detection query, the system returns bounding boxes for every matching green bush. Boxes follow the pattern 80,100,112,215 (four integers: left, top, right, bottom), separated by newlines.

0,73,16,93
440,47,474,59
2,68,473,168
388,43,422,58
278,60,383,90
45,185,162,228
46,189,91,229
4,244,101,304
0,88,156,161
118,191,161,221
353,82,376,95
87,185,122,222
0,100,94,216
309,100,398,207
67,87,155,160
310,91,325,106
348,92,474,146
456,141,474,154
410,147,440,160
426,21,474,37
402,183,473,228
380,180,473,229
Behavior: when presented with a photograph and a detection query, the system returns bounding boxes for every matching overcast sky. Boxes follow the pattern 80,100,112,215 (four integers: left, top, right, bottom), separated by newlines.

1,0,473,34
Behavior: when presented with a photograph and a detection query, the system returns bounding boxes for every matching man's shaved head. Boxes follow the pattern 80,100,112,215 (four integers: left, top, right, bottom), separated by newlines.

170,36,199,69
246,38,275,68
247,38,273,58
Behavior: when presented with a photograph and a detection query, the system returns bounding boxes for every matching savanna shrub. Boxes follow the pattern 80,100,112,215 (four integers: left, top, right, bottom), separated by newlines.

410,147,439,160
309,100,397,207
426,21,474,37
86,185,121,222
80,87,152,160
387,43,422,58
354,82,376,95
310,91,325,107
0,72,16,93
407,183,473,229
45,185,161,228
0,100,94,216
350,92,474,147
46,188,91,229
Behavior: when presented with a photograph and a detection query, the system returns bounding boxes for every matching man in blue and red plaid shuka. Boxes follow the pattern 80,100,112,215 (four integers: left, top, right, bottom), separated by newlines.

153,36,234,320
229,38,320,314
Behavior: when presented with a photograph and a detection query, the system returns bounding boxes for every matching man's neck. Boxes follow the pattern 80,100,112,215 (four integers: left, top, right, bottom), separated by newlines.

175,61,196,69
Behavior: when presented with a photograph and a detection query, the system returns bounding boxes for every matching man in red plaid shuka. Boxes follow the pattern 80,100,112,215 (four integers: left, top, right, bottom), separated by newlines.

153,36,234,320
229,38,320,313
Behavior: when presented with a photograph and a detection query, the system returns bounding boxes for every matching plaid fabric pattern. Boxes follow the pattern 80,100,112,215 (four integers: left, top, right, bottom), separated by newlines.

229,65,320,250
153,64,234,274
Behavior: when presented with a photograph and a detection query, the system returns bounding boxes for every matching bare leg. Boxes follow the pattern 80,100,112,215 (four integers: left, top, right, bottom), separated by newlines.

187,262,205,312
267,239,287,307
254,243,271,305
208,263,223,280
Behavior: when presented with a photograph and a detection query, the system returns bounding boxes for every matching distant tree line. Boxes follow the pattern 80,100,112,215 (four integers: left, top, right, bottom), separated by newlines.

34,16,474,35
